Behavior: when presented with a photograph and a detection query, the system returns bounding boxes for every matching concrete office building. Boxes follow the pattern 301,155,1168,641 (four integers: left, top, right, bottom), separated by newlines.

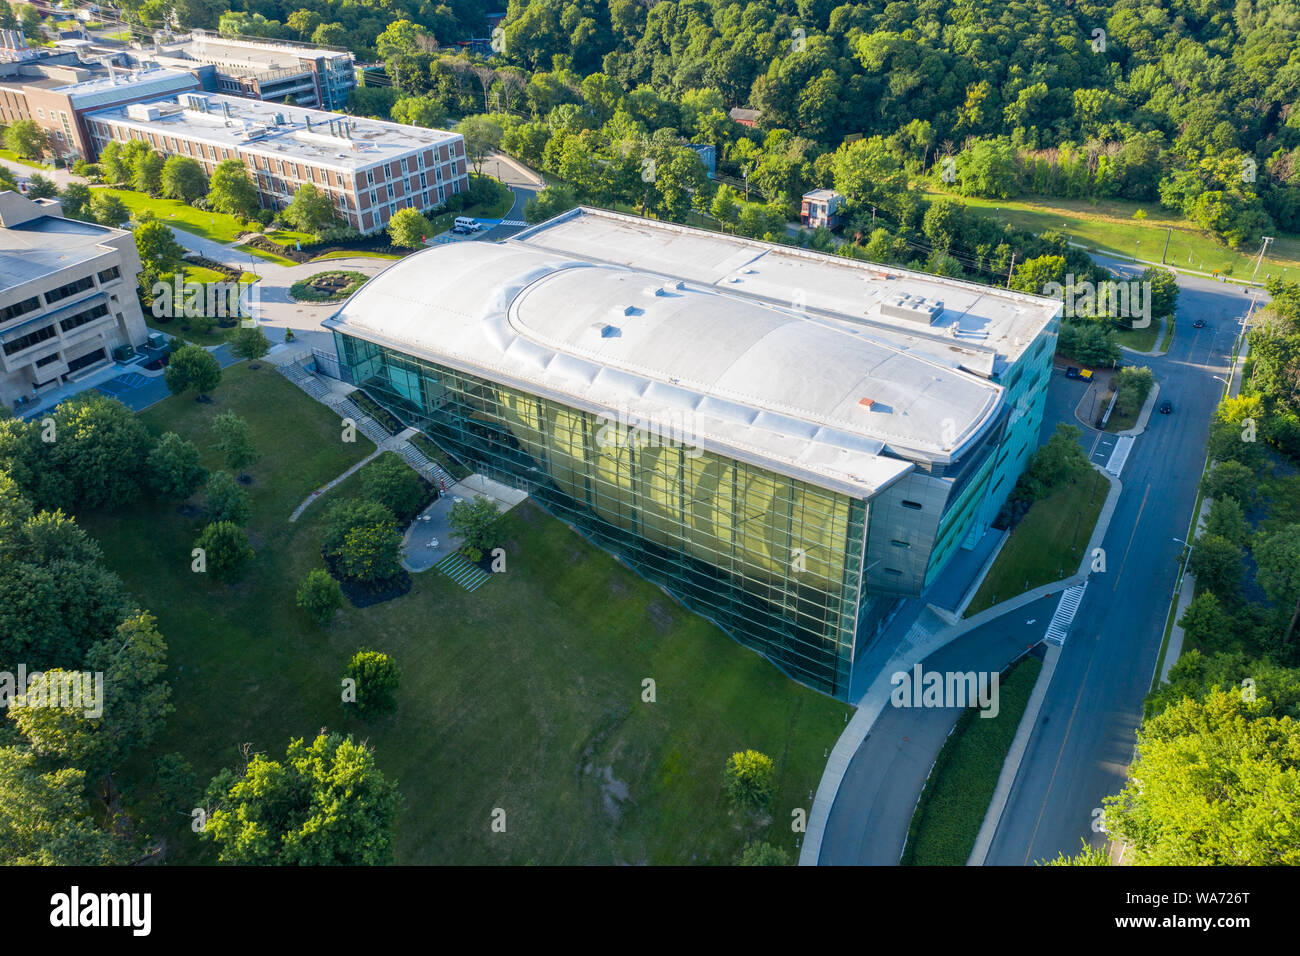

85,91,468,234
323,209,1061,699
138,31,357,111
0,191,149,411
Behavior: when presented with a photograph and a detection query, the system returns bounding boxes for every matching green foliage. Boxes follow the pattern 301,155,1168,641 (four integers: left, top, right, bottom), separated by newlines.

164,344,221,397
87,191,127,227
344,648,402,717
283,182,338,233
212,411,257,471
3,119,48,160
360,452,426,523
25,172,57,199
387,207,433,248
161,155,207,203
1176,592,1233,655
1104,688,1300,864
1022,424,1090,499
133,150,165,196
1203,496,1247,547
1113,365,1155,418
0,391,153,512
201,732,401,864
147,431,208,500
1253,524,1300,615
337,522,403,584
194,520,254,584
323,497,397,555
457,114,505,173
296,568,343,626
134,218,185,272
1188,534,1243,598
448,496,502,555
0,748,132,865
1042,839,1112,866
202,470,251,526
207,159,260,219
523,184,577,223
738,841,789,865
230,325,271,362
722,749,775,812
1201,460,1258,506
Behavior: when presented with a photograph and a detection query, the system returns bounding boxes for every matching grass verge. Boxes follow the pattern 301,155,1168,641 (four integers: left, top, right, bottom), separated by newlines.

901,655,1043,865
966,469,1109,615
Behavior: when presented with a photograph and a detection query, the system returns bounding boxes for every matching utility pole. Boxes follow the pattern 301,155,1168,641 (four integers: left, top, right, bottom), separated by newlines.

1160,227,1171,264
1251,236,1274,283
870,205,876,226
1006,252,1016,289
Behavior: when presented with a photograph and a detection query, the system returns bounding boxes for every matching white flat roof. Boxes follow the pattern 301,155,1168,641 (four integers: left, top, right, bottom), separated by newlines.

514,207,1061,378
324,217,1044,498
86,92,460,173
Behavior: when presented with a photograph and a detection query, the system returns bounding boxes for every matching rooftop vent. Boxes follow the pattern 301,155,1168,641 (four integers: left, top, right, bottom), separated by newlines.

600,325,621,338
880,293,944,326
858,397,876,409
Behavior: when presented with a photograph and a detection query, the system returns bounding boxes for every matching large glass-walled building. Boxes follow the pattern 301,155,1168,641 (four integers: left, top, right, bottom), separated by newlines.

324,209,1060,700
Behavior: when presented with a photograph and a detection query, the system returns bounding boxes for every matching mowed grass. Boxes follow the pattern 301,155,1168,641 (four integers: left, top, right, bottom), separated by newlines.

924,189,1300,278
311,249,403,261
100,187,251,242
966,468,1110,615
84,365,847,864
901,656,1042,866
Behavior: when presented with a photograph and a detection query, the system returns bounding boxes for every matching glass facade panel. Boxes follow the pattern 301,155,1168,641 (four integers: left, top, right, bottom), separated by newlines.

332,333,866,698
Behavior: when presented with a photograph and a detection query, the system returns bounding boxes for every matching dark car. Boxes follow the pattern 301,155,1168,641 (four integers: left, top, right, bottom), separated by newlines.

1192,318,1206,329
1159,400,1173,414
1065,366,1080,378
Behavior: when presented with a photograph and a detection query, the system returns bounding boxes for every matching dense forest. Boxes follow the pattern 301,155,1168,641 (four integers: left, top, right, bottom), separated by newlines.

105,0,1300,250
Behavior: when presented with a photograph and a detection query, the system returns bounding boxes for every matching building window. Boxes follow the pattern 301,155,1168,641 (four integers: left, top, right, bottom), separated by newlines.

0,296,40,323
890,539,910,548
97,266,121,284
901,500,923,511
2,323,57,356
884,567,904,576
44,275,95,305
59,302,110,333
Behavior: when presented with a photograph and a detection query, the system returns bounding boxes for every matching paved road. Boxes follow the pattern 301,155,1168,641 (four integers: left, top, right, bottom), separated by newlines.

983,265,1254,864
820,595,1060,864
815,261,1258,866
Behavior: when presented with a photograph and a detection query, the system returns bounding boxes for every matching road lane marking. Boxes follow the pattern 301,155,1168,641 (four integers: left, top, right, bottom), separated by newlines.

1111,484,1151,592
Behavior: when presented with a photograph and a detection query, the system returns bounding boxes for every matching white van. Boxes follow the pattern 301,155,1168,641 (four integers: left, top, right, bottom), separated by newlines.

453,216,480,234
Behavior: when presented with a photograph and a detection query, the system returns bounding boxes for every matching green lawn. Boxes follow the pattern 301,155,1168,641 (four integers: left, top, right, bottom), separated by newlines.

241,243,297,266
265,229,316,248
923,189,1300,280
0,147,49,169
901,656,1042,865
1114,318,1163,353
84,365,846,864
101,188,251,242
311,250,403,262
966,469,1109,615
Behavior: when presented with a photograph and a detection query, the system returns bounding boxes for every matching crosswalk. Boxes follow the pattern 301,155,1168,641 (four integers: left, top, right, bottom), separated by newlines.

435,552,491,591
1045,582,1087,645
500,219,527,227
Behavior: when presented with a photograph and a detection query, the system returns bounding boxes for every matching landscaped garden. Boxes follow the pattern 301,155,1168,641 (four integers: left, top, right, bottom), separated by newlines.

289,270,369,303
81,364,846,864
98,187,252,243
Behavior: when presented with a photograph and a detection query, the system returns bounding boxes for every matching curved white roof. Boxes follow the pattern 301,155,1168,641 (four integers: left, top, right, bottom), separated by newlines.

326,241,1008,498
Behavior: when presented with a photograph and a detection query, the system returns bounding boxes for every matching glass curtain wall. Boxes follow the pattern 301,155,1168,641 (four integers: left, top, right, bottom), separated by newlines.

334,332,867,698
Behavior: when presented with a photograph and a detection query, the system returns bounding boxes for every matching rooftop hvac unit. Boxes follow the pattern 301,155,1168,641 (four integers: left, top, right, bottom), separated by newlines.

880,293,944,325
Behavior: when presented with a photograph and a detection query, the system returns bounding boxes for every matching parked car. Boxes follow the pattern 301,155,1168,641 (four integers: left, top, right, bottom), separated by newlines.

1159,400,1173,414
1192,318,1206,329
1065,366,1080,379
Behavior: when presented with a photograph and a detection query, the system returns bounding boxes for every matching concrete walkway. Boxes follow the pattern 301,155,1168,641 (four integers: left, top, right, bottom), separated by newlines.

288,447,384,522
